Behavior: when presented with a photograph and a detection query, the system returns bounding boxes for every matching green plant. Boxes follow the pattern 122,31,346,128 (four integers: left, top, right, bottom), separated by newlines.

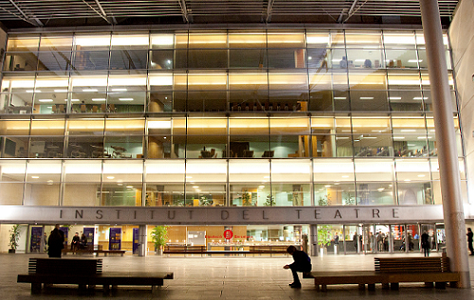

9,224,21,250
200,196,213,206
318,195,331,206
264,194,275,206
317,225,331,248
151,226,169,250
343,192,355,205
242,190,252,206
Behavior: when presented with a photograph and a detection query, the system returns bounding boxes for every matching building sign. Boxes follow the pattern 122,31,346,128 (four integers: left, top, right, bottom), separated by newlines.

0,205,451,225
223,229,233,240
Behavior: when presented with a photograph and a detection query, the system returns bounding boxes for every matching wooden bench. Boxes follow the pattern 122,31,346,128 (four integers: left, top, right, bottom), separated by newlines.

17,258,173,294
163,245,289,257
374,256,460,289
62,249,126,256
304,256,460,291
303,271,383,291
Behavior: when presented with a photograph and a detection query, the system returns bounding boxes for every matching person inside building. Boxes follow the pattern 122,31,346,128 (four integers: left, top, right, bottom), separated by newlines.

80,233,87,250
283,245,311,288
71,232,80,252
421,231,430,257
467,228,473,256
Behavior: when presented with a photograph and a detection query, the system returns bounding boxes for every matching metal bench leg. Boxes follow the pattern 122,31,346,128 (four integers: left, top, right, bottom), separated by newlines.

103,285,110,294
31,283,42,294
321,284,327,292
390,283,399,290
368,284,375,291
435,282,446,289
382,283,389,290
358,284,365,290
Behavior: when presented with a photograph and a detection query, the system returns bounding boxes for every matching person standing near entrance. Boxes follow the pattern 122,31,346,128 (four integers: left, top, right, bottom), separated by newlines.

71,232,80,252
467,228,474,255
283,245,311,288
421,231,430,257
48,224,64,258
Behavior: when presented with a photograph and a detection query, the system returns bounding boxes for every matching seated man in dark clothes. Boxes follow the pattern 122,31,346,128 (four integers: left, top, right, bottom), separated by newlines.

283,245,312,288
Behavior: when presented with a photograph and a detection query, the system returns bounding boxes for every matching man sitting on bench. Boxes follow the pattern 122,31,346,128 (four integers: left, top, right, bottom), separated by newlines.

283,246,311,288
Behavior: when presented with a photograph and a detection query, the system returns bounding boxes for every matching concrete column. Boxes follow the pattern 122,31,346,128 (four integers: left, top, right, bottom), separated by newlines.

138,225,147,257
420,0,470,288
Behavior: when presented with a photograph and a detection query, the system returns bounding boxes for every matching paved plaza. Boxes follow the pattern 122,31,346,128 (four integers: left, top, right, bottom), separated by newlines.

1,252,474,300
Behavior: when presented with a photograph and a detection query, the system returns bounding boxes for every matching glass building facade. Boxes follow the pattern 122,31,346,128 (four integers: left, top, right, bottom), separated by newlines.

0,29,467,209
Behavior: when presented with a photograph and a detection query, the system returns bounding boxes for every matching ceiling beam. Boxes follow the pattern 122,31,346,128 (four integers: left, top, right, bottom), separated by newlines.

265,0,275,23
8,0,42,27
343,0,368,23
94,0,117,25
178,0,191,23
81,0,112,25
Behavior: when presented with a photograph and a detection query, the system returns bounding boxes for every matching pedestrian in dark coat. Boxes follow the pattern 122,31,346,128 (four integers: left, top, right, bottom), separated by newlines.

48,224,64,258
283,245,311,288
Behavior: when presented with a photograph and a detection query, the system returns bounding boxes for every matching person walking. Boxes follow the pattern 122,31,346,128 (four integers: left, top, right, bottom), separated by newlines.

283,246,311,288
467,228,473,256
421,231,430,257
48,224,64,258
71,232,80,252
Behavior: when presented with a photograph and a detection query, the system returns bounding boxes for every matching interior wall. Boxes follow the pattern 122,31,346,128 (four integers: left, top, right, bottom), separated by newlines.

450,0,474,204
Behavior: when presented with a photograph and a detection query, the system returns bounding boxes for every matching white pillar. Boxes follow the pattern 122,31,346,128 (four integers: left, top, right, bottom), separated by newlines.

420,0,470,288
138,225,147,257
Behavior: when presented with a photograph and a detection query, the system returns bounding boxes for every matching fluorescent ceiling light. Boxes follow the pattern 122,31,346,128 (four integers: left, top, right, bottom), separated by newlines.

413,97,428,100
401,129,416,132
389,97,402,100
418,174,426,177
107,176,115,179
151,35,174,46
360,97,374,100
112,36,148,46
334,97,346,100
112,88,127,92
336,137,349,140
408,59,423,63
148,120,171,129
393,137,405,140
306,36,330,44
92,98,106,102
26,90,41,93
119,98,134,101
54,89,68,93
38,99,53,102
71,99,80,102
31,176,39,179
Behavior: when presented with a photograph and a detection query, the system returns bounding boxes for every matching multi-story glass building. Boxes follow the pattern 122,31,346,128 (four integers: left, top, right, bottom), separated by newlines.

0,1,471,257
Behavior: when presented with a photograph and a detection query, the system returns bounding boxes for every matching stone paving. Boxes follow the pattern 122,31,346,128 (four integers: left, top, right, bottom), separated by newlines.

1,252,473,299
